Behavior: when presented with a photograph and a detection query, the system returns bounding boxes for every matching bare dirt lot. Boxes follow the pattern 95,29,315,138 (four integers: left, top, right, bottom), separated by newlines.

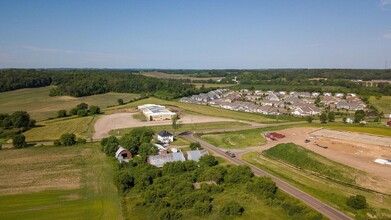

311,129,391,147
93,112,236,140
256,127,391,193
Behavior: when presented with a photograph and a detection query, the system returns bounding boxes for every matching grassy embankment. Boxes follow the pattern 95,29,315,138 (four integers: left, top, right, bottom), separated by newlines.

0,143,122,220
0,86,139,121
243,145,391,219
109,121,250,136
369,96,391,114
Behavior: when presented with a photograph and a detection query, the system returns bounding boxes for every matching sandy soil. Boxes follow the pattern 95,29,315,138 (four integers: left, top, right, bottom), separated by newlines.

255,127,391,193
311,129,391,147
93,112,236,140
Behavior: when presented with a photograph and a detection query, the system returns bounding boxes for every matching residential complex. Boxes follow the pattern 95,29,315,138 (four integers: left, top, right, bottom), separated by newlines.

180,89,367,116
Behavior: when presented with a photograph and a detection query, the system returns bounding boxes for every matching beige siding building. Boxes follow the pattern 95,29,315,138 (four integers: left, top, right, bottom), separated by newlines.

138,104,176,121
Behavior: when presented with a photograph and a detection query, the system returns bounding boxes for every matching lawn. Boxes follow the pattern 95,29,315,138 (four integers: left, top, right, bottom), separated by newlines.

24,116,96,141
0,143,122,220
109,121,250,136
242,152,391,219
369,96,391,114
107,97,280,123
0,86,139,121
200,128,267,149
264,143,364,184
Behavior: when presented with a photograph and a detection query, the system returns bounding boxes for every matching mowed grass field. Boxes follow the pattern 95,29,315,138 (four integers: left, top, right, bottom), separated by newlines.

24,116,97,141
107,97,279,123
200,129,267,149
304,122,391,137
0,143,122,220
243,152,391,219
0,86,139,121
109,121,250,136
369,96,391,114
193,83,235,88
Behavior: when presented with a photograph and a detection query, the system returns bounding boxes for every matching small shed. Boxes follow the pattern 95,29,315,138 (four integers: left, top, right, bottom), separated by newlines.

115,146,132,162
157,130,174,143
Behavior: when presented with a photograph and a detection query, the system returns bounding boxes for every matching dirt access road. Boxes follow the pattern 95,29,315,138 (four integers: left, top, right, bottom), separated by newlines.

183,133,352,220
93,112,242,140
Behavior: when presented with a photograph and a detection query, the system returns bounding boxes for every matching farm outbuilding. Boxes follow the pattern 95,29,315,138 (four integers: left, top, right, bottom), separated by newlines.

115,146,132,162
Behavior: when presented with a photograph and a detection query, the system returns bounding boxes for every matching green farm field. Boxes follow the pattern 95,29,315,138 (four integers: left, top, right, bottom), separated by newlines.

109,121,250,136
24,115,98,141
200,129,267,149
369,96,391,114
0,143,122,220
243,152,391,219
139,71,224,81
0,86,139,121
107,97,284,123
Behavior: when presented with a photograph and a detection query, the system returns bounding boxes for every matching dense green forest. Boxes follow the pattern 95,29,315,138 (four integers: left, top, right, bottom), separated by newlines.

0,69,208,99
1,69,391,97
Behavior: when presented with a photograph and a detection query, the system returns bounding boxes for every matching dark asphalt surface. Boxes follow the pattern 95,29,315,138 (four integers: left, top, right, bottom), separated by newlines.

183,133,352,220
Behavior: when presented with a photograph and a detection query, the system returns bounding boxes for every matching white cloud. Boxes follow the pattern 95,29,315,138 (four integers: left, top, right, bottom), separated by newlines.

380,0,391,10
384,31,391,39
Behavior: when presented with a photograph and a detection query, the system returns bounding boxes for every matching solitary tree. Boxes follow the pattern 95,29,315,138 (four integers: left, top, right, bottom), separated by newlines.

320,112,328,123
306,116,313,123
328,111,335,122
117,98,124,105
347,195,367,210
171,115,179,135
89,105,100,115
60,133,77,146
57,110,67,118
12,134,26,148
189,142,202,150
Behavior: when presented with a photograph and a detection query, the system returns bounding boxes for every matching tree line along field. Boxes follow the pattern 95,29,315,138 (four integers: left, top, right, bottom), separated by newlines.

0,143,122,220
0,86,139,121
243,149,391,220
139,71,225,81
369,96,391,114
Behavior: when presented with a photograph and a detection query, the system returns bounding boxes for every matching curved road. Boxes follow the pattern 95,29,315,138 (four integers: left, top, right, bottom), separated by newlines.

183,133,352,220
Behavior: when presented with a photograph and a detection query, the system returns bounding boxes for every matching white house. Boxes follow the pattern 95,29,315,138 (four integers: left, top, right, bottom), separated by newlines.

157,130,174,143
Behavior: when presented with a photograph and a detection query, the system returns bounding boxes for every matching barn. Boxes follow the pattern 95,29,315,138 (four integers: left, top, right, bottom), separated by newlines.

115,146,132,162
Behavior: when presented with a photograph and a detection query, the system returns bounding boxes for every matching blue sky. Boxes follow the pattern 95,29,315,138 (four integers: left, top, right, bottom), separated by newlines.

0,0,391,69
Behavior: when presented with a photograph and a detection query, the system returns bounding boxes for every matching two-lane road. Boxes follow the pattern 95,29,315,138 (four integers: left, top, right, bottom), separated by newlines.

183,133,352,220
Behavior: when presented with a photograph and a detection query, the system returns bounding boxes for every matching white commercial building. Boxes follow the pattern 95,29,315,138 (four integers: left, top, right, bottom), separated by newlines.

138,104,176,121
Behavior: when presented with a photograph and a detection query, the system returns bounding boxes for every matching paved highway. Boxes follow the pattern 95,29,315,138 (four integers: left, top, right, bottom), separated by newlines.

183,133,352,220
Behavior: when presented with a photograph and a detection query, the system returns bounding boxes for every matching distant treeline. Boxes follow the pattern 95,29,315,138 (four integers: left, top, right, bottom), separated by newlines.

0,69,211,99
160,69,391,80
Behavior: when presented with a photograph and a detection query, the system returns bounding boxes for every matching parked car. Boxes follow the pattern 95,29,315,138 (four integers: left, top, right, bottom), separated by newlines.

305,139,310,143
225,151,236,157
